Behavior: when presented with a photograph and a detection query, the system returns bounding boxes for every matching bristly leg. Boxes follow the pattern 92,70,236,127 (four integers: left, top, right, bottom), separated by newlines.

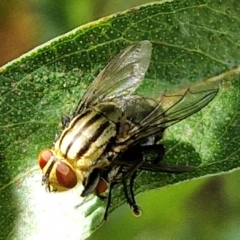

102,143,195,219
103,161,143,219
127,170,142,216
104,182,116,220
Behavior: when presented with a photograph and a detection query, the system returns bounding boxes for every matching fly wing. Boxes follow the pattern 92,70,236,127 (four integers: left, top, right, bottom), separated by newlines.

118,79,219,144
73,40,152,115
139,162,196,173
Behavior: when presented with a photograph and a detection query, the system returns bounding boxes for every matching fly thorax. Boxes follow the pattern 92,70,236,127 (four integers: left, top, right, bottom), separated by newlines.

54,107,118,169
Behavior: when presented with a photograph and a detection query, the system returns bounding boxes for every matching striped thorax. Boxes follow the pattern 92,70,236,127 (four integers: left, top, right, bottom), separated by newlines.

55,103,120,167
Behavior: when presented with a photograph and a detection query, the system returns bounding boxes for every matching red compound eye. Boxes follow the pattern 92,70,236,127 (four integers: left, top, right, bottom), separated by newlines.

56,162,77,189
38,149,53,169
96,177,108,195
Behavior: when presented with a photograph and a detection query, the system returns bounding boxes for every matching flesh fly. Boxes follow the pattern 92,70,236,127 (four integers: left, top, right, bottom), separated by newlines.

38,40,219,219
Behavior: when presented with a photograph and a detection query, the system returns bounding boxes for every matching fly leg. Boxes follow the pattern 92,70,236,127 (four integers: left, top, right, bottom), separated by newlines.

104,181,117,220
103,143,194,219
129,170,142,216
122,172,141,216
110,144,147,216
118,143,194,216
102,163,142,220
120,157,144,216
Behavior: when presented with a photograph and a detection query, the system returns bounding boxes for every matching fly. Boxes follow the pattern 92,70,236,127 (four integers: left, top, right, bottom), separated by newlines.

38,40,219,219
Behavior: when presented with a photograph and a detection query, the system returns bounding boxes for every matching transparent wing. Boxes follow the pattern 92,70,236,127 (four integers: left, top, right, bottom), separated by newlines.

139,162,196,173
73,40,152,115
120,79,219,144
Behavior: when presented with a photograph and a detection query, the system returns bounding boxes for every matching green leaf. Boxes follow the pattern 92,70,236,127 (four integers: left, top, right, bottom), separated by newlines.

0,1,240,239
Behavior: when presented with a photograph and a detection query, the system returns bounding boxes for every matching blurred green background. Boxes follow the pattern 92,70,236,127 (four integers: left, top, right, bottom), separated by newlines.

1,1,240,239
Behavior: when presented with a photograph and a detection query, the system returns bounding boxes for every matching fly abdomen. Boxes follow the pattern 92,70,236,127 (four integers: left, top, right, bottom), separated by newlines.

54,108,117,165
